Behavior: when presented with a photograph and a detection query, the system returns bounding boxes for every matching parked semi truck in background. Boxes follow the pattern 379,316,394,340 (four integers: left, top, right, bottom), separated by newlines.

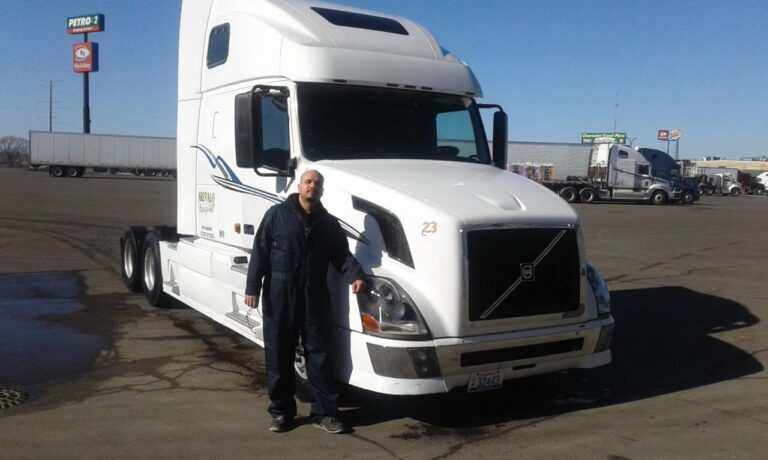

29,131,176,178
690,167,743,196
120,0,613,396
506,141,689,204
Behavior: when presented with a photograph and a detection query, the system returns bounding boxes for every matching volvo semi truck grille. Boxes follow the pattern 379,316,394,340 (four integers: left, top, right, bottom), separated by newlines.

466,228,580,321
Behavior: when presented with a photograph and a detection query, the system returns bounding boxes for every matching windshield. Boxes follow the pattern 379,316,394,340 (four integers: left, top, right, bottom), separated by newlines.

298,83,490,163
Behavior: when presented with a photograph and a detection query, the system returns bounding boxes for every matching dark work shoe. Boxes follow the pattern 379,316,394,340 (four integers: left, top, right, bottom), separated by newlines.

313,416,348,434
269,416,293,433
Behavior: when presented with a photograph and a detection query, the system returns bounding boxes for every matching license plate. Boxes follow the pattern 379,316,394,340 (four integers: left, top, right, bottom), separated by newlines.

467,370,503,393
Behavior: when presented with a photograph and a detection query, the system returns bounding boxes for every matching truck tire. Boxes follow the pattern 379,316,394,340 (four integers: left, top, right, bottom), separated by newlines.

66,166,82,178
121,227,147,292
294,341,313,403
578,187,596,203
757,186,765,196
50,165,65,177
651,190,668,205
704,187,713,196
681,190,695,205
730,188,740,197
559,187,578,203
142,231,169,306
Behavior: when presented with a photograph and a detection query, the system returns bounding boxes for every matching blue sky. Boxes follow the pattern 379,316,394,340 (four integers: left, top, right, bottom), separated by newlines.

1,0,766,159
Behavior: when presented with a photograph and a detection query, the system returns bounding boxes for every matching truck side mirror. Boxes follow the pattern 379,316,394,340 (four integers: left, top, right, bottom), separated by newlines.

234,87,292,176
234,91,261,168
492,110,508,170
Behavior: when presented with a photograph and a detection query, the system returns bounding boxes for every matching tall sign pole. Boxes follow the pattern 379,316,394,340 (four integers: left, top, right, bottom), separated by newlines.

68,14,104,134
83,33,90,133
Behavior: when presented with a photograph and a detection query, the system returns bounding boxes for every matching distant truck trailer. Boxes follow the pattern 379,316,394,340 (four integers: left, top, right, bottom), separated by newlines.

29,131,176,178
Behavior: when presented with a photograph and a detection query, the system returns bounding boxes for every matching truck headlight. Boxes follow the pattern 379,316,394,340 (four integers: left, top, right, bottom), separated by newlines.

357,277,430,340
586,263,611,315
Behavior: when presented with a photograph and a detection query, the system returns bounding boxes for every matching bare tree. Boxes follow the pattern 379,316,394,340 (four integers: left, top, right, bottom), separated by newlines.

0,136,30,167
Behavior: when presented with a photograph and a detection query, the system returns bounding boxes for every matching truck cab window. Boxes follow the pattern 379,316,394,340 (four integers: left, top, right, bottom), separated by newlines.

261,95,290,170
298,83,490,164
638,164,650,175
436,110,479,161
207,24,230,68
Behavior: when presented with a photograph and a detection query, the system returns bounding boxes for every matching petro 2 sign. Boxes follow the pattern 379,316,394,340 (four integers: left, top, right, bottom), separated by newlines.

67,14,105,34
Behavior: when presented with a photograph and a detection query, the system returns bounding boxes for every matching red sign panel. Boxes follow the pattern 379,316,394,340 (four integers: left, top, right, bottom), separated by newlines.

73,42,98,73
657,129,670,141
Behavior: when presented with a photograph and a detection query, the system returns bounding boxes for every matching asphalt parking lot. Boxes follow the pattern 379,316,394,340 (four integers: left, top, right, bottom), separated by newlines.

0,167,766,459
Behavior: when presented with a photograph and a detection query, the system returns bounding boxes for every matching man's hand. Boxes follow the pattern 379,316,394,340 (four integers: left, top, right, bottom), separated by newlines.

351,280,366,294
244,294,259,308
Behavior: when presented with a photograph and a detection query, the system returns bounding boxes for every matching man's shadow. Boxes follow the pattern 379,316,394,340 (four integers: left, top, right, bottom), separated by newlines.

338,286,761,429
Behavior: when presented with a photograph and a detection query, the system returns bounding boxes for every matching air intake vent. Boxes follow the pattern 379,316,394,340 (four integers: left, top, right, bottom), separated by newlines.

352,197,414,268
466,228,580,321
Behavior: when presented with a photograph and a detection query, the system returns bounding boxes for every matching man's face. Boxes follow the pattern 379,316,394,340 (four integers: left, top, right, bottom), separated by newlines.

298,170,324,203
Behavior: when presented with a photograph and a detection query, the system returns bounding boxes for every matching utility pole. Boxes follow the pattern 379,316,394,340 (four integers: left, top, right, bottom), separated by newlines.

49,80,53,132
613,93,618,136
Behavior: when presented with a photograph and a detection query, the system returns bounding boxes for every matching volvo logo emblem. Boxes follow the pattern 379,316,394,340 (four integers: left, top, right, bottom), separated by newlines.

520,263,535,281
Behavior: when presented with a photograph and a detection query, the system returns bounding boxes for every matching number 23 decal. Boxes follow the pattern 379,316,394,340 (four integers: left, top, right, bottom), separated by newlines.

421,221,437,236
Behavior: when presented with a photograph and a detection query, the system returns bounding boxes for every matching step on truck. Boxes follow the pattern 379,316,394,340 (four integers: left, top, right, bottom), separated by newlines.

506,141,681,204
121,0,613,396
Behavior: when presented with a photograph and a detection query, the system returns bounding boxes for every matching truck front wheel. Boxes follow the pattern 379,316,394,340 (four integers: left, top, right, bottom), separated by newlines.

681,190,695,204
578,187,596,203
559,187,578,203
651,190,668,205
121,227,147,292
730,188,740,196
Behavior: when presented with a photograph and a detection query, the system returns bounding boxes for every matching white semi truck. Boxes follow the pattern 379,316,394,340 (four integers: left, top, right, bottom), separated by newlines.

121,0,613,396
29,131,176,178
506,141,681,204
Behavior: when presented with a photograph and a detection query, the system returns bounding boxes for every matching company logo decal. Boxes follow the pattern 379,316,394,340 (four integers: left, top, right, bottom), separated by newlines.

198,191,215,214
193,145,368,244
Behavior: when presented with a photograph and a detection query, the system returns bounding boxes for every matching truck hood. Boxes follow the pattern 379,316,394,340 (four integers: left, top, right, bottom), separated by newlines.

321,159,579,226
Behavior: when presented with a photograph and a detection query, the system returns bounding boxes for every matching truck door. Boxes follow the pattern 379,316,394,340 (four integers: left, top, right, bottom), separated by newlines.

610,149,644,199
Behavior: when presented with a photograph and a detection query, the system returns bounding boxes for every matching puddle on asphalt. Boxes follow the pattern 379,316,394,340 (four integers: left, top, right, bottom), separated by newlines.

0,271,110,387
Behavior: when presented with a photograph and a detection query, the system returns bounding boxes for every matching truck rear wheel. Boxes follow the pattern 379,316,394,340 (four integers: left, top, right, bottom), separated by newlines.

651,190,668,205
142,231,169,306
50,165,65,177
121,227,147,292
559,187,578,203
578,187,596,203
66,166,83,178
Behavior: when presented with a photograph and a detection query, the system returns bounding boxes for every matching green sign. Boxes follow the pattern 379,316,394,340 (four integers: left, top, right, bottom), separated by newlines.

67,14,105,34
581,132,626,144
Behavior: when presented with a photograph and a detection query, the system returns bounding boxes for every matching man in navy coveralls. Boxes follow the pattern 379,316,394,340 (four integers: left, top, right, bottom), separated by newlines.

245,170,366,434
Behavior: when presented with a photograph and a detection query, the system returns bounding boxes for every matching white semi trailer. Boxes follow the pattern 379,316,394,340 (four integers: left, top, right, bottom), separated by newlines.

29,131,176,178
121,0,613,396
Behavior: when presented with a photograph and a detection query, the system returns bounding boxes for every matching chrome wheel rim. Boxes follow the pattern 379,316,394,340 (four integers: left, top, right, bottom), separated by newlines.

143,248,155,291
123,241,134,278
